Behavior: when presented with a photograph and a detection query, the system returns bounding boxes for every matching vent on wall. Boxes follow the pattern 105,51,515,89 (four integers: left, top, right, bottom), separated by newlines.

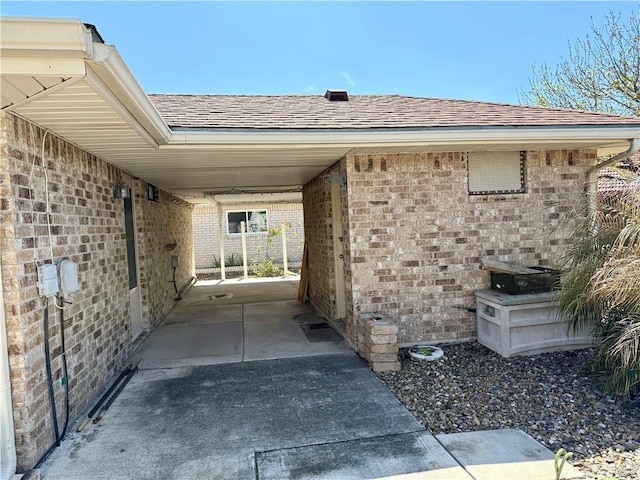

147,184,160,202
324,90,349,101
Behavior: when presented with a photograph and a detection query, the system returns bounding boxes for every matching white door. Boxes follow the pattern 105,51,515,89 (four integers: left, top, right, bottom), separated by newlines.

331,181,346,320
123,179,143,341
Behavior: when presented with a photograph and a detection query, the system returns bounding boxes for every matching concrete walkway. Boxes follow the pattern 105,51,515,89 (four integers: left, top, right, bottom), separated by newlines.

39,277,585,480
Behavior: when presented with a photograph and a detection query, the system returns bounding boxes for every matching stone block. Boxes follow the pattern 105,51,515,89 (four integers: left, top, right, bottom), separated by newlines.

364,321,397,335
368,334,397,344
367,353,398,363
370,343,398,354
371,361,401,372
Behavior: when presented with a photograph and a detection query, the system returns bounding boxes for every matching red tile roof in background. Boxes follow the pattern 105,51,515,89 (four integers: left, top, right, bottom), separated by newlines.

598,153,640,195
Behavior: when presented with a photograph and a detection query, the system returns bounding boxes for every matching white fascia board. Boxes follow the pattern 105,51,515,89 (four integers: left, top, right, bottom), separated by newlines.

164,127,640,150
0,18,90,77
0,17,93,57
86,43,171,145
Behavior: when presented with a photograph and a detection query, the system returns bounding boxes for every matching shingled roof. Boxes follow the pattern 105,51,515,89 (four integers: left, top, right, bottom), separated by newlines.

598,153,640,196
148,94,640,130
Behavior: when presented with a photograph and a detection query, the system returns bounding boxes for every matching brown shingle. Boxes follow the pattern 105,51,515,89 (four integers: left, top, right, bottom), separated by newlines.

147,93,640,130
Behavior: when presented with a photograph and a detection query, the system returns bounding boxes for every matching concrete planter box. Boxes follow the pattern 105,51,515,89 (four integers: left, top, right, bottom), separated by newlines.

475,289,591,358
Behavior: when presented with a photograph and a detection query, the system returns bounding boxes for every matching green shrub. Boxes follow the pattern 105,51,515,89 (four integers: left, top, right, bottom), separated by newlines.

212,254,244,268
226,253,243,267
559,182,640,399
252,257,283,277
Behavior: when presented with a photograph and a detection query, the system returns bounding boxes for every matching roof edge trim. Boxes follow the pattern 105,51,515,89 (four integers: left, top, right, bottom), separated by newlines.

162,127,640,148
0,17,93,57
86,43,171,145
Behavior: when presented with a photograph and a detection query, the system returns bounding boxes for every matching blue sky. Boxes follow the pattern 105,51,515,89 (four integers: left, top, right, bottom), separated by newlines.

1,1,637,104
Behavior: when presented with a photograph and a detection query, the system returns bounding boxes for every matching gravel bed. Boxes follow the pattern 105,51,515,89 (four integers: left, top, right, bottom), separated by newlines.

376,341,640,480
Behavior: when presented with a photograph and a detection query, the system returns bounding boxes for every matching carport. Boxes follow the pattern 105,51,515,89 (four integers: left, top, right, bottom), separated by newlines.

1,17,359,472
3,17,639,476
0,17,367,335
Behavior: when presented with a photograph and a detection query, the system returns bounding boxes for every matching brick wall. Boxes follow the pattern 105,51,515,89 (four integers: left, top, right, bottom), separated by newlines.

192,203,304,271
0,112,193,469
193,205,218,269
344,150,594,345
134,182,194,329
302,166,340,322
302,149,595,350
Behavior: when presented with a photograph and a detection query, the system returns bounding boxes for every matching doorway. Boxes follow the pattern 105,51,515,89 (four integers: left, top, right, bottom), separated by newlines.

331,181,346,322
123,178,143,341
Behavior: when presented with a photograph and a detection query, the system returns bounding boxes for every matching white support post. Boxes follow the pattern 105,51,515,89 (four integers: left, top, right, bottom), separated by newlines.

241,221,248,278
282,222,288,276
0,260,17,479
217,204,226,280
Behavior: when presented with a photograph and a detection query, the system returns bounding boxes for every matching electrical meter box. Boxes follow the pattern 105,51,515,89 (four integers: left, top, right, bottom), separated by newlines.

37,264,59,296
58,259,80,297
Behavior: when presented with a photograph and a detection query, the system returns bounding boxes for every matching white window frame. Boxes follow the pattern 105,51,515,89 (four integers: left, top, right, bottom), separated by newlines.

226,210,268,236
468,151,526,195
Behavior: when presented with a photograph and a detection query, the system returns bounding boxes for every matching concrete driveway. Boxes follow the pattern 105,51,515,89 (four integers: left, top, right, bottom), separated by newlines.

39,278,584,480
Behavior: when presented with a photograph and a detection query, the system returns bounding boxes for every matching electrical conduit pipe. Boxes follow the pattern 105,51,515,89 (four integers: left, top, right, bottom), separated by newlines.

0,263,17,480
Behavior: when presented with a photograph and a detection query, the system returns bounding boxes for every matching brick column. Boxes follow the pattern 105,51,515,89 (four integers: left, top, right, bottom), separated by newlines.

359,313,400,372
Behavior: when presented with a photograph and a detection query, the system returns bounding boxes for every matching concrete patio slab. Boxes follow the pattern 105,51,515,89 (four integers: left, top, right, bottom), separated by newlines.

40,354,425,480
436,429,584,480
256,431,473,480
184,276,299,306
130,321,243,368
163,303,243,325
243,300,351,361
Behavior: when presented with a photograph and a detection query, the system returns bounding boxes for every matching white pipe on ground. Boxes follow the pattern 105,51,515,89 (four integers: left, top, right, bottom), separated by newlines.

0,261,17,480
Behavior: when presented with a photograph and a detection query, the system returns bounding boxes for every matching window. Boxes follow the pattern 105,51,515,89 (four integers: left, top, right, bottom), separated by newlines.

227,210,268,235
468,151,526,195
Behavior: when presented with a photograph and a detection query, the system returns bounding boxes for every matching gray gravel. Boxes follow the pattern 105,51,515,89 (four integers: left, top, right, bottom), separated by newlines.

376,341,640,480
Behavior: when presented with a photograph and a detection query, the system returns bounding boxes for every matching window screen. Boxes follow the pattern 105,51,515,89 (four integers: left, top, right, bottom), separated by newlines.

468,151,525,194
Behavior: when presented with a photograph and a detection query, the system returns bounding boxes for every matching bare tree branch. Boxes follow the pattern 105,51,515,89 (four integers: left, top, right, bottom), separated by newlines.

519,10,640,116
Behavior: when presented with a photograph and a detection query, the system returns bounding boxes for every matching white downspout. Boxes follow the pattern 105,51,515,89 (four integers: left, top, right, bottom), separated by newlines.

0,259,17,480
587,138,640,216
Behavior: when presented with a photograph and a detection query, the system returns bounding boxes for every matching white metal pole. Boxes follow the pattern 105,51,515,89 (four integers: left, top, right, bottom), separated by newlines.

217,204,226,280
281,222,288,276
241,221,248,278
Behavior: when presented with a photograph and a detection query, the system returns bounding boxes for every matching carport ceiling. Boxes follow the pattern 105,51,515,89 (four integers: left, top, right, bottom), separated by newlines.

2,18,639,203
3,73,349,199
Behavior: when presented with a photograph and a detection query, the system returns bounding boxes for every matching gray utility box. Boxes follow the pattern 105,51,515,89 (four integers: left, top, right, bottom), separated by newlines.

475,289,591,358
